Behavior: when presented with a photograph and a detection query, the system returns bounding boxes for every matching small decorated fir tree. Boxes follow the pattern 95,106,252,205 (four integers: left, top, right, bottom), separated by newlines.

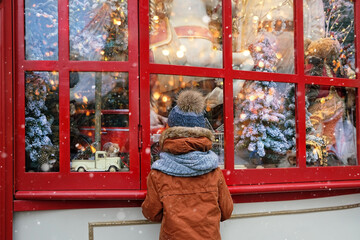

25,72,58,171
234,80,289,165
283,84,327,165
234,36,289,165
248,36,277,73
102,0,128,61
70,0,128,61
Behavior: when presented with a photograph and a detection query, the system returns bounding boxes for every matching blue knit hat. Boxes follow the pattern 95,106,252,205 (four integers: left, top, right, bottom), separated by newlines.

167,90,206,128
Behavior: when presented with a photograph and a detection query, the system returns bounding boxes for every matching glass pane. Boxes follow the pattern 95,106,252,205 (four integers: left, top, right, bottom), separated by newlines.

25,72,59,172
234,80,295,168
304,0,355,79
233,1,294,73
150,74,224,166
70,72,130,172
306,85,357,166
149,0,223,68
69,0,128,61
25,0,58,60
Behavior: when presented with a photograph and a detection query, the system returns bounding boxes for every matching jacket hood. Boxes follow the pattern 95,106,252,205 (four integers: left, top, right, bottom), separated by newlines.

159,126,214,149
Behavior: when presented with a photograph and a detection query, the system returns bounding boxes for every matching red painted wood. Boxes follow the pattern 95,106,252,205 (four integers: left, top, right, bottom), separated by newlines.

231,188,360,203
223,0,235,170
139,0,151,190
15,190,147,200
228,180,360,194
8,0,360,199
293,0,307,169
14,200,143,212
15,0,141,191
13,188,360,212
14,179,360,203
1,0,14,239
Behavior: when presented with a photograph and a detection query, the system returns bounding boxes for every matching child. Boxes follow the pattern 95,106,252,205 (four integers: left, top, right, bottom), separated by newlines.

142,90,233,240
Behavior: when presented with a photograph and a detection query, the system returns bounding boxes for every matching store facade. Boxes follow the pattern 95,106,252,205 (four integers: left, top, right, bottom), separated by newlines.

1,0,360,239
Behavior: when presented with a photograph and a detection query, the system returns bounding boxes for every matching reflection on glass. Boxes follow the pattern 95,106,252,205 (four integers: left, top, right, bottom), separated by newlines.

70,72,130,172
69,0,128,61
306,85,357,166
25,72,59,172
232,0,294,73
234,80,295,168
25,0,58,60
304,0,355,79
149,0,224,68
150,74,224,165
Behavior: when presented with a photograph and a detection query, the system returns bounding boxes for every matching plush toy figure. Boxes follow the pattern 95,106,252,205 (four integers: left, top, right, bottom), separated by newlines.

304,38,358,166
103,142,120,157
38,145,59,172
304,38,343,77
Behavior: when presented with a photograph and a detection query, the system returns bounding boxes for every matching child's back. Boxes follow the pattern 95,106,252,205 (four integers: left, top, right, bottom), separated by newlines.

142,90,233,240
143,168,232,239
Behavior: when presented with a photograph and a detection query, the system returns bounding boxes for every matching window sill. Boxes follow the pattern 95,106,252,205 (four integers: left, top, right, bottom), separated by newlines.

15,180,360,200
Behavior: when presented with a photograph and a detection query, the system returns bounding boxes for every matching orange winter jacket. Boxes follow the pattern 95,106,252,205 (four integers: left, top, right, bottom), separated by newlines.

142,167,233,240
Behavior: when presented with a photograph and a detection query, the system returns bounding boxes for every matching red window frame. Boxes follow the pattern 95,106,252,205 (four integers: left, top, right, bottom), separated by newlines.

12,0,360,199
14,0,140,191
139,0,360,189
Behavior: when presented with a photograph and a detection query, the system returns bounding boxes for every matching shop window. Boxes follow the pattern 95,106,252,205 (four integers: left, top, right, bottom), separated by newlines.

69,0,128,61
305,85,357,167
16,0,139,191
70,72,130,172
25,71,59,172
15,0,360,195
25,0,58,60
149,74,225,164
232,1,295,73
149,0,224,68
304,0,355,79
233,80,296,169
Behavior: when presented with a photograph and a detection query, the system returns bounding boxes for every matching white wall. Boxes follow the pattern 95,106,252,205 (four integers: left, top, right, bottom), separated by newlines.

14,193,360,240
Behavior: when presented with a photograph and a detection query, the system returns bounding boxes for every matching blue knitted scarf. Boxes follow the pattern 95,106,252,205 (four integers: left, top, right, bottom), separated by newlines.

151,150,219,177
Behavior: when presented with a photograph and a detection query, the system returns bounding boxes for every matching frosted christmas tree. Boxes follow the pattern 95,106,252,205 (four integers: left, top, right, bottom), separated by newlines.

283,84,327,165
25,0,58,60
234,81,289,165
234,36,289,166
25,72,59,171
70,0,128,61
248,36,277,73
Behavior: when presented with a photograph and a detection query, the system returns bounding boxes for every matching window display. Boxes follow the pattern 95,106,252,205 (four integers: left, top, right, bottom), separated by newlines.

149,0,253,69
304,0,355,79
25,71,59,172
25,0,58,60
150,74,225,165
70,0,128,61
233,80,295,168
233,0,298,73
14,0,360,193
70,72,130,172
306,85,357,166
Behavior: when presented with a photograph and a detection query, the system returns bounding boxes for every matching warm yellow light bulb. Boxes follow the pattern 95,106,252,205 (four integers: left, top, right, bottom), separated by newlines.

162,49,170,56
176,50,184,58
153,92,160,100
162,96,168,102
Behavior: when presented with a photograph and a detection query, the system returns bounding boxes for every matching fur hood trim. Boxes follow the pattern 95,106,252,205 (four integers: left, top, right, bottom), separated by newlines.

159,126,214,148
